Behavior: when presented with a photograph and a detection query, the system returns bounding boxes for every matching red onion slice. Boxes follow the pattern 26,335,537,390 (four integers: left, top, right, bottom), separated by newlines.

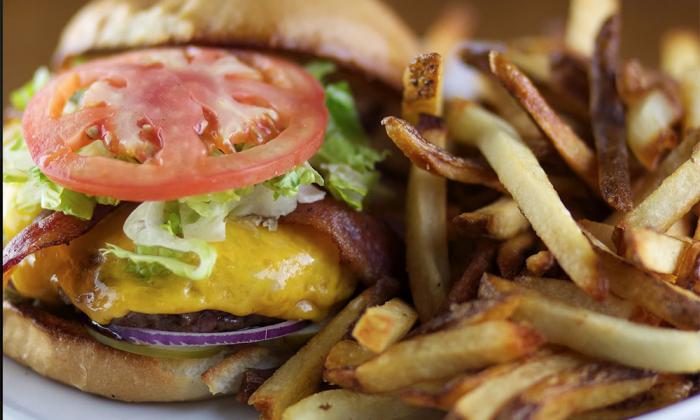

94,320,309,347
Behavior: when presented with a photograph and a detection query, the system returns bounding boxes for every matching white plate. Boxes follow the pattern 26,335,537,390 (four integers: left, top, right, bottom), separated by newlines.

4,356,700,419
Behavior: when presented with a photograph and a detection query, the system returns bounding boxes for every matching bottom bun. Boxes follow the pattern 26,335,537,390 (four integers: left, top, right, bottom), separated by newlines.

3,299,235,402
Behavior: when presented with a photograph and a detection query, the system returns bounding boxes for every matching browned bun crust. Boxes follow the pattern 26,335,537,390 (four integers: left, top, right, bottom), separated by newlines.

3,299,225,402
54,0,420,89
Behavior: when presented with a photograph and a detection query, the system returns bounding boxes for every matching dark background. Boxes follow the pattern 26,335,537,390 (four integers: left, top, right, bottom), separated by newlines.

4,0,699,107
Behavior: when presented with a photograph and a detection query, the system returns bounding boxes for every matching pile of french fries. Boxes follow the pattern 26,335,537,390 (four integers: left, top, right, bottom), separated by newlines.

237,1,700,418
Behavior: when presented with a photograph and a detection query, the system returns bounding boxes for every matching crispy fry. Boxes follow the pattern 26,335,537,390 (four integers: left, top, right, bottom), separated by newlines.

325,320,542,393
448,101,605,298
399,361,518,409
453,197,530,240
409,296,521,338
618,142,700,232
488,51,598,190
402,53,444,124
570,377,694,420
352,298,418,353
589,15,632,211
583,230,700,329
447,352,584,420
565,0,619,57
625,89,680,170
494,363,657,420
632,129,700,207
617,61,683,170
282,389,442,420
525,250,556,277
445,239,498,305
514,276,637,319
618,227,690,275
249,285,393,420
324,340,375,371
382,116,501,189
399,52,451,323
481,274,700,372
497,231,537,278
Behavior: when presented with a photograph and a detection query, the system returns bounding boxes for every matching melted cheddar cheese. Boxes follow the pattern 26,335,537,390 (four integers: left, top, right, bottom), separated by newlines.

7,206,355,324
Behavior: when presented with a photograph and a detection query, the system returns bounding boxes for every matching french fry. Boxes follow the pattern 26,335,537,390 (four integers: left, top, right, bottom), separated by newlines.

570,377,694,420
661,30,700,131
409,295,521,338
618,142,700,232
445,239,498,305
547,49,591,119
666,213,694,238
448,101,605,298
325,320,542,393
497,231,537,278
583,230,700,329
281,389,442,420
514,276,637,319
324,340,375,370
618,227,690,275
249,285,392,420
399,361,519,409
481,274,700,372
565,0,619,57
494,363,657,420
453,197,530,240
400,53,450,323
625,89,680,170
382,116,501,189
632,129,700,206
447,352,584,420
615,59,685,170
589,15,632,211
525,250,556,277
352,298,418,353
488,51,598,190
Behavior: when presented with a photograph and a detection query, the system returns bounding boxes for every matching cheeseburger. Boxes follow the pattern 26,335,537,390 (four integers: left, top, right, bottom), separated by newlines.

3,0,417,402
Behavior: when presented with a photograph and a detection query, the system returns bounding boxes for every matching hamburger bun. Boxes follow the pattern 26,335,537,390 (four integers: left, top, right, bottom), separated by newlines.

54,0,420,89
3,300,224,401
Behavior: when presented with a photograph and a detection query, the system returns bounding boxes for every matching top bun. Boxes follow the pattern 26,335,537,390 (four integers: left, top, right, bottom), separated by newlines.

54,0,419,89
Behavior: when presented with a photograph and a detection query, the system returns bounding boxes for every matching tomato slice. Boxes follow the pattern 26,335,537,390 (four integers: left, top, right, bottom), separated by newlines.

22,48,328,201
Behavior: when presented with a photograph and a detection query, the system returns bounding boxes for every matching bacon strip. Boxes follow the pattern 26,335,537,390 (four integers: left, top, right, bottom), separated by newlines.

3,205,116,274
281,198,403,284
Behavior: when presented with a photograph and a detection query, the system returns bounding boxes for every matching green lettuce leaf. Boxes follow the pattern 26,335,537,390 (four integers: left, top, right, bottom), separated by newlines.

2,121,119,219
306,62,386,210
10,67,50,111
264,162,324,199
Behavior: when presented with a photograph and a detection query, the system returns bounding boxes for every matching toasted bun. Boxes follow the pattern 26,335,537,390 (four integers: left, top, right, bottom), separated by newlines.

2,299,280,402
54,0,419,89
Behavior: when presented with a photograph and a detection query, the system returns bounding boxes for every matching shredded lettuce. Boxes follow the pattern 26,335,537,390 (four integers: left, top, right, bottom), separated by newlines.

104,164,325,280
10,67,50,111
102,202,217,281
2,123,35,183
264,162,324,199
306,62,386,210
